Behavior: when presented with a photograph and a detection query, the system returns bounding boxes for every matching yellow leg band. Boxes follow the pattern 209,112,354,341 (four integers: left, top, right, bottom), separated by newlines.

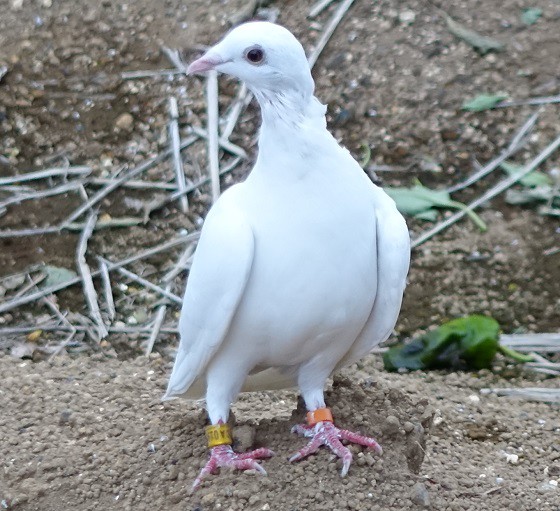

206,423,233,448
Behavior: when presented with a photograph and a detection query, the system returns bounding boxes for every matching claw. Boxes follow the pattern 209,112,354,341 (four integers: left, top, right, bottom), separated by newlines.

290,421,382,476
191,444,274,491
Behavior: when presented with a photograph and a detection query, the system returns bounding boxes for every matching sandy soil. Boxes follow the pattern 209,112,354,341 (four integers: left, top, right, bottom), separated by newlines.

1,352,559,511
1,0,559,509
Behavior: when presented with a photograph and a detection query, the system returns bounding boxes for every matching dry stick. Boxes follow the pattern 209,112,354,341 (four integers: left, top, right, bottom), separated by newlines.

447,110,540,193
121,69,183,80
64,217,144,231
220,83,252,142
0,324,179,335
99,260,116,322
500,333,560,352
412,134,560,249
161,46,188,73
307,0,356,68
0,232,200,314
145,285,174,355
168,97,189,213
61,136,198,226
37,292,77,359
495,94,560,109
162,243,195,282
0,227,60,238
192,126,248,159
0,218,144,238
76,212,108,339
0,166,91,186
89,178,178,191
480,388,560,403
207,70,221,203
99,257,183,305
309,0,336,18
144,156,242,217
0,181,84,209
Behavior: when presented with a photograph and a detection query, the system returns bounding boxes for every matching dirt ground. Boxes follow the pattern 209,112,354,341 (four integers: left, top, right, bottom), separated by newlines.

1,0,559,509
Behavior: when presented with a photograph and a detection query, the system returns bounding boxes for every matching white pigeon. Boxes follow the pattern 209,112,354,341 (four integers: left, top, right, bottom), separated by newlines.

164,21,410,490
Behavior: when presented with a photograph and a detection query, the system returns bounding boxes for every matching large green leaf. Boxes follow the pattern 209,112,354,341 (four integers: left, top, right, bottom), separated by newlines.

383,315,532,372
384,182,487,230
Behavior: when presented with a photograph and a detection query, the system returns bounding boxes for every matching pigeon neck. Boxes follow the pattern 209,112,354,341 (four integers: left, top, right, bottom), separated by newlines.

253,88,327,145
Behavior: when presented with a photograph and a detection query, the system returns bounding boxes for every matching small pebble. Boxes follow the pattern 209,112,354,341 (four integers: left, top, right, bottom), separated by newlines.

115,113,134,131
410,482,430,507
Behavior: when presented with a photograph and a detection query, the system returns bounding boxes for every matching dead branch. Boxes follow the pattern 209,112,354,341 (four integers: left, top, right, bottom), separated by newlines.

0,166,91,186
76,212,108,339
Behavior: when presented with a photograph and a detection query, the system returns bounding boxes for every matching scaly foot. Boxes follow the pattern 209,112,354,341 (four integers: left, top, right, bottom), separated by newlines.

289,421,382,476
192,444,274,491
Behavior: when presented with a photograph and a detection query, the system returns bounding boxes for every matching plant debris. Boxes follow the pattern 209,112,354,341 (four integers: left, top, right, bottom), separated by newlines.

383,315,533,372
385,181,487,230
446,16,505,54
462,93,509,112
521,8,543,26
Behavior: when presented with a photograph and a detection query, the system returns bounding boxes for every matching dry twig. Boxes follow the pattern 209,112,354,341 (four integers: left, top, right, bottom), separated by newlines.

76,212,108,339
0,233,200,314
99,257,182,305
447,110,539,193
145,285,174,355
168,97,189,212
412,133,560,248
99,260,116,322
0,166,91,186
307,0,356,68
480,387,560,403
206,70,221,203
309,0,336,18
61,136,197,226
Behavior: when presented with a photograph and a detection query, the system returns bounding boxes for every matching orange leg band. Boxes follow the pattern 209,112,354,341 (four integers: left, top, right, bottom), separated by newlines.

306,407,334,427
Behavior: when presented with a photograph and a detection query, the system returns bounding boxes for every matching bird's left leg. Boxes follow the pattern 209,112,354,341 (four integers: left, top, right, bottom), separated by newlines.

289,368,382,476
192,362,274,491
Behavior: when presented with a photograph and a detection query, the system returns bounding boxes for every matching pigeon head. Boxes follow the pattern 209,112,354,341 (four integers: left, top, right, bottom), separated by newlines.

188,22,314,100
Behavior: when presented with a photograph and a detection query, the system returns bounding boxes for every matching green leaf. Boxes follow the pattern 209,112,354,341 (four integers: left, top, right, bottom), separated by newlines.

41,265,78,288
462,93,508,112
500,161,552,187
414,209,439,222
384,182,487,230
446,16,505,54
521,8,542,25
383,315,502,371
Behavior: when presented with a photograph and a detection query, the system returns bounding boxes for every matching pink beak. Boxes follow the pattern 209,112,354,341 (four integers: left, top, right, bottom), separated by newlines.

187,54,224,75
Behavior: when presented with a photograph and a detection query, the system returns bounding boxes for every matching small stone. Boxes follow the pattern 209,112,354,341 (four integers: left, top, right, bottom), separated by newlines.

506,453,519,464
403,421,415,433
538,481,558,493
399,10,416,25
59,409,75,426
410,482,430,507
233,424,256,452
383,415,400,436
115,113,134,131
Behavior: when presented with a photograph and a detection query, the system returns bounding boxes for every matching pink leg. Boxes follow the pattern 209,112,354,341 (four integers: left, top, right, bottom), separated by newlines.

290,421,382,476
192,444,274,492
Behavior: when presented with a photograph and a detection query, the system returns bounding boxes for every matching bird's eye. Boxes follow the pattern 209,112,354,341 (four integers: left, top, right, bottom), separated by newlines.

245,46,265,65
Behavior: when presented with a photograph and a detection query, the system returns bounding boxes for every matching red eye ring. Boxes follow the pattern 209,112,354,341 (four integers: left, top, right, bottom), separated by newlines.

245,47,265,64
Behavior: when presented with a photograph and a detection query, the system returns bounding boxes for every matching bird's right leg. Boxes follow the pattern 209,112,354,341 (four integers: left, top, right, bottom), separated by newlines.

191,363,273,492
